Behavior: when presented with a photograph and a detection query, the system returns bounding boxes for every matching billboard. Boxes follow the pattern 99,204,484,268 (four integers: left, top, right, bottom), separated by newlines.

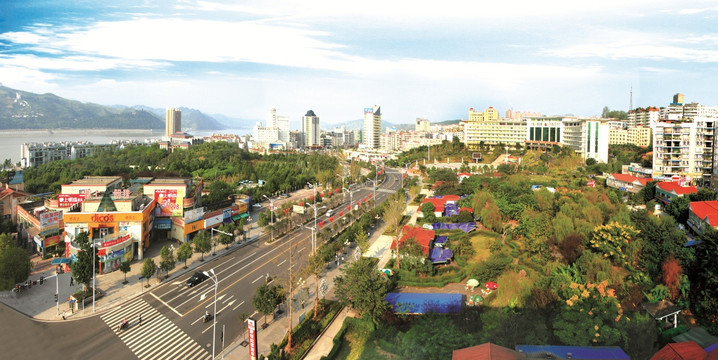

58,194,85,208
154,189,183,217
248,318,258,360
183,207,205,223
293,205,305,215
39,210,61,227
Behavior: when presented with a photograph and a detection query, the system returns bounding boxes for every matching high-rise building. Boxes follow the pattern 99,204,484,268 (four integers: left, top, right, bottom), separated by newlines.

165,108,181,136
363,105,381,149
268,108,290,143
415,118,430,132
302,110,320,147
673,93,685,105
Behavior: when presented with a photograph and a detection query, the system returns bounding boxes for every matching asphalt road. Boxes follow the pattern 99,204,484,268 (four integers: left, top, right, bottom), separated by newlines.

2,168,402,360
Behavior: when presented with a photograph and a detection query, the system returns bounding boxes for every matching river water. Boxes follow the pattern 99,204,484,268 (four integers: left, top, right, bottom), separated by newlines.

0,128,251,165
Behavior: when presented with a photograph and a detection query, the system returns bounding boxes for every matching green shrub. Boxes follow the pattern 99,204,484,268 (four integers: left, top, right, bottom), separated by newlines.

469,254,512,281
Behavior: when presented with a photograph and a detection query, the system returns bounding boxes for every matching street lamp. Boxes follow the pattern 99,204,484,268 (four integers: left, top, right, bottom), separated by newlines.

367,179,377,210
306,203,326,254
263,195,275,242
342,187,360,216
203,269,218,360
211,227,232,255
92,241,96,313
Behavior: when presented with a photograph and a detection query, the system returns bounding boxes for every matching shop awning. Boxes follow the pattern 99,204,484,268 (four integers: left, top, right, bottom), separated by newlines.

232,213,249,221
223,218,233,224
51,257,71,264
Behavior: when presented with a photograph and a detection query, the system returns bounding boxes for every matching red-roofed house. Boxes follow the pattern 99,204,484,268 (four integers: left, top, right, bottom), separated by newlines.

0,186,32,223
650,341,706,360
459,207,474,213
606,173,652,193
391,225,435,255
453,343,525,360
420,198,444,217
457,172,472,182
688,201,718,235
656,181,698,205
442,195,460,203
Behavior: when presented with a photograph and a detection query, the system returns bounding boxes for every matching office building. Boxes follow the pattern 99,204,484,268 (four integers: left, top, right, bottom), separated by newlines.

363,105,382,149
165,108,181,136
462,107,526,149
302,110,321,147
525,117,610,163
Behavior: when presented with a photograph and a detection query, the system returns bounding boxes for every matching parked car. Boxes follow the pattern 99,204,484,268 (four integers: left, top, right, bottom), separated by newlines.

186,272,208,287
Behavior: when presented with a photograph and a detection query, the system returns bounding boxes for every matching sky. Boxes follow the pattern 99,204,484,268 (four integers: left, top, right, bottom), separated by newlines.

2,1,718,127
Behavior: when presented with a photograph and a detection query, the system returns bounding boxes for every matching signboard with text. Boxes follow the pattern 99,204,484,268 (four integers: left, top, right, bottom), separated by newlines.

154,189,183,217
58,194,84,208
39,210,61,227
248,318,257,360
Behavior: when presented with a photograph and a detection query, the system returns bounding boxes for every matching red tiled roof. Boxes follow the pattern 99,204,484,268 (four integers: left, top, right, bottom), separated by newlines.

421,198,445,213
650,341,706,360
392,225,435,255
690,201,718,226
457,172,472,177
443,195,460,202
657,181,698,196
610,173,651,186
453,343,525,360
459,207,474,213
0,188,12,200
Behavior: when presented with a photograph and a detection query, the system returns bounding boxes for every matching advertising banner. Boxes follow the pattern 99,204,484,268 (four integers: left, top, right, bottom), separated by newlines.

183,207,205,223
204,214,223,228
58,194,84,208
39,210,61,227
154,189,183,217
248,318,257,360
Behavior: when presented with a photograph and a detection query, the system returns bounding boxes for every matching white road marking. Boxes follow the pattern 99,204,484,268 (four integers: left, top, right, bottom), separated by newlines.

232,300,245,311
252,275,264,284
149,292,183,317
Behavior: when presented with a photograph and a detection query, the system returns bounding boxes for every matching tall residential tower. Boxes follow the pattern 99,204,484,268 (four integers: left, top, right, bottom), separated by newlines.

165,108,181,136
302,110,320,147
363,105,381,149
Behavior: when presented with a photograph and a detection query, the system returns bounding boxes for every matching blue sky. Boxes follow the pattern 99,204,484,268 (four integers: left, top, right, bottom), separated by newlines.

2,1,718,126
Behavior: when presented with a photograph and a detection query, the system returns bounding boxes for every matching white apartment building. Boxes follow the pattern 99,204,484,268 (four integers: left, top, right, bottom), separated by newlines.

628,107,660,129
254,108,290,147
525,117,610,163
302,110,321,147
415,118,430,132
21,142,117,168
653,117,714,186
463,107,526,149
609,126,652,148
363,105,382,149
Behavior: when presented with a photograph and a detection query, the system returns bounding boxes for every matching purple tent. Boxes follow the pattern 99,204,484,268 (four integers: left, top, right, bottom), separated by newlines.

444,203,459,216
431,222,476,233
434,236,448,247
429,247,453,264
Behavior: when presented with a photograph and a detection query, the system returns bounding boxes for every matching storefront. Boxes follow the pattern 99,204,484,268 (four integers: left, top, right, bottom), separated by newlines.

64,199,155,273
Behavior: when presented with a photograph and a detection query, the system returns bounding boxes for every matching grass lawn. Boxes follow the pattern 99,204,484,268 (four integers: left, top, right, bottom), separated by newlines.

484,268,537,308
468,231,500,263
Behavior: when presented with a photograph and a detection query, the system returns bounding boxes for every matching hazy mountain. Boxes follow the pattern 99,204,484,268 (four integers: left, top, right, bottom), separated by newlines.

210,113,256,130
0,85,163,130
131,105,226,131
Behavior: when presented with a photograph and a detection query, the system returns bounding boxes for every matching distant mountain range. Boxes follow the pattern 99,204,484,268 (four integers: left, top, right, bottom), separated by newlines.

0,85,225,131
0,85,459,131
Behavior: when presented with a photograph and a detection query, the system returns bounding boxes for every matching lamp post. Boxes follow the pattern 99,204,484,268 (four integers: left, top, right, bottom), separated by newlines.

92,241,96,313
204,269,218,360
211,228,232,255
263,195,275,242
306,203,326,254
367,179,377,210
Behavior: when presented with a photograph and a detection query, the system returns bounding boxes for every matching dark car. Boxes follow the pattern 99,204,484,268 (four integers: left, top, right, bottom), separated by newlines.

186,272,208,287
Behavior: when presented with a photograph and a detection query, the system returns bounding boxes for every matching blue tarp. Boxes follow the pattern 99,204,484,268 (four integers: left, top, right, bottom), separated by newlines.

431,222,476,232
429,247,453,264
514,345,630,360
434,236,448,246
444,203,458,216
385,293,462,314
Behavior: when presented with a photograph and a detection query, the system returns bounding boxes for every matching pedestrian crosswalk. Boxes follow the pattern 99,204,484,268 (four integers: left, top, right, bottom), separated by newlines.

101,298,210,360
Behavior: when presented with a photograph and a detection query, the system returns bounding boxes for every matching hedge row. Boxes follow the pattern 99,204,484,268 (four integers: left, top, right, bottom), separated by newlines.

395,267,466,287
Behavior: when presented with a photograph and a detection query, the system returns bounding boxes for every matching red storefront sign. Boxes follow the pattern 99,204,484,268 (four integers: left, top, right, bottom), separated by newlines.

248,318,257,360
58,194,85,207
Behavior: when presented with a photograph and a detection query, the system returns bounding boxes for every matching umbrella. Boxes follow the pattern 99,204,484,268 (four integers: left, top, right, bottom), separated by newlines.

51,258,71,264
485,281,498,290
473,295,484,302
380,269,394,277
466,279,479,288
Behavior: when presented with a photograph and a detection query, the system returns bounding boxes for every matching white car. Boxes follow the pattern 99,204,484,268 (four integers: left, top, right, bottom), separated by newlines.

252,204,262,208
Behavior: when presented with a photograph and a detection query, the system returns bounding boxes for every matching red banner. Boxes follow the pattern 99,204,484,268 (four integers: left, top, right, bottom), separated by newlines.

248,318,257,360
101,234,131,248
58,194,84,208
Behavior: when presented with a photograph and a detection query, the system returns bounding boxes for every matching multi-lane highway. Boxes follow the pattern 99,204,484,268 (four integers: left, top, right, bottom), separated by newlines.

2,167,402,360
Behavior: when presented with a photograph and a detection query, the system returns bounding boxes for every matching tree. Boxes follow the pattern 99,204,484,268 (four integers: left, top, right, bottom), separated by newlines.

689,228,718,333
553,280,626,346
305,253,325,318
0,234,31,291
384,192,406,233
176,242,193,269
664,195,690,223
159,245,176,278
588,222,640,267
140,257,157,287
252,283,285,326
237,218,246,241
193,231,211,261
119,261,131,284
218,224,233,249
398,315,473,359
662,256,682,300
70,232,95,292
334,257,392,328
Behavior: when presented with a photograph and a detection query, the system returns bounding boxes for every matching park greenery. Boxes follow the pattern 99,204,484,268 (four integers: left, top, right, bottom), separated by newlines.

322,144,717,360
0,233,31,290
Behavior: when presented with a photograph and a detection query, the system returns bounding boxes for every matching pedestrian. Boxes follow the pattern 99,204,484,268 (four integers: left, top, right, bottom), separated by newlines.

62,311,66,320
70,276,74,286
138,314,142,326
341,256,344,263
